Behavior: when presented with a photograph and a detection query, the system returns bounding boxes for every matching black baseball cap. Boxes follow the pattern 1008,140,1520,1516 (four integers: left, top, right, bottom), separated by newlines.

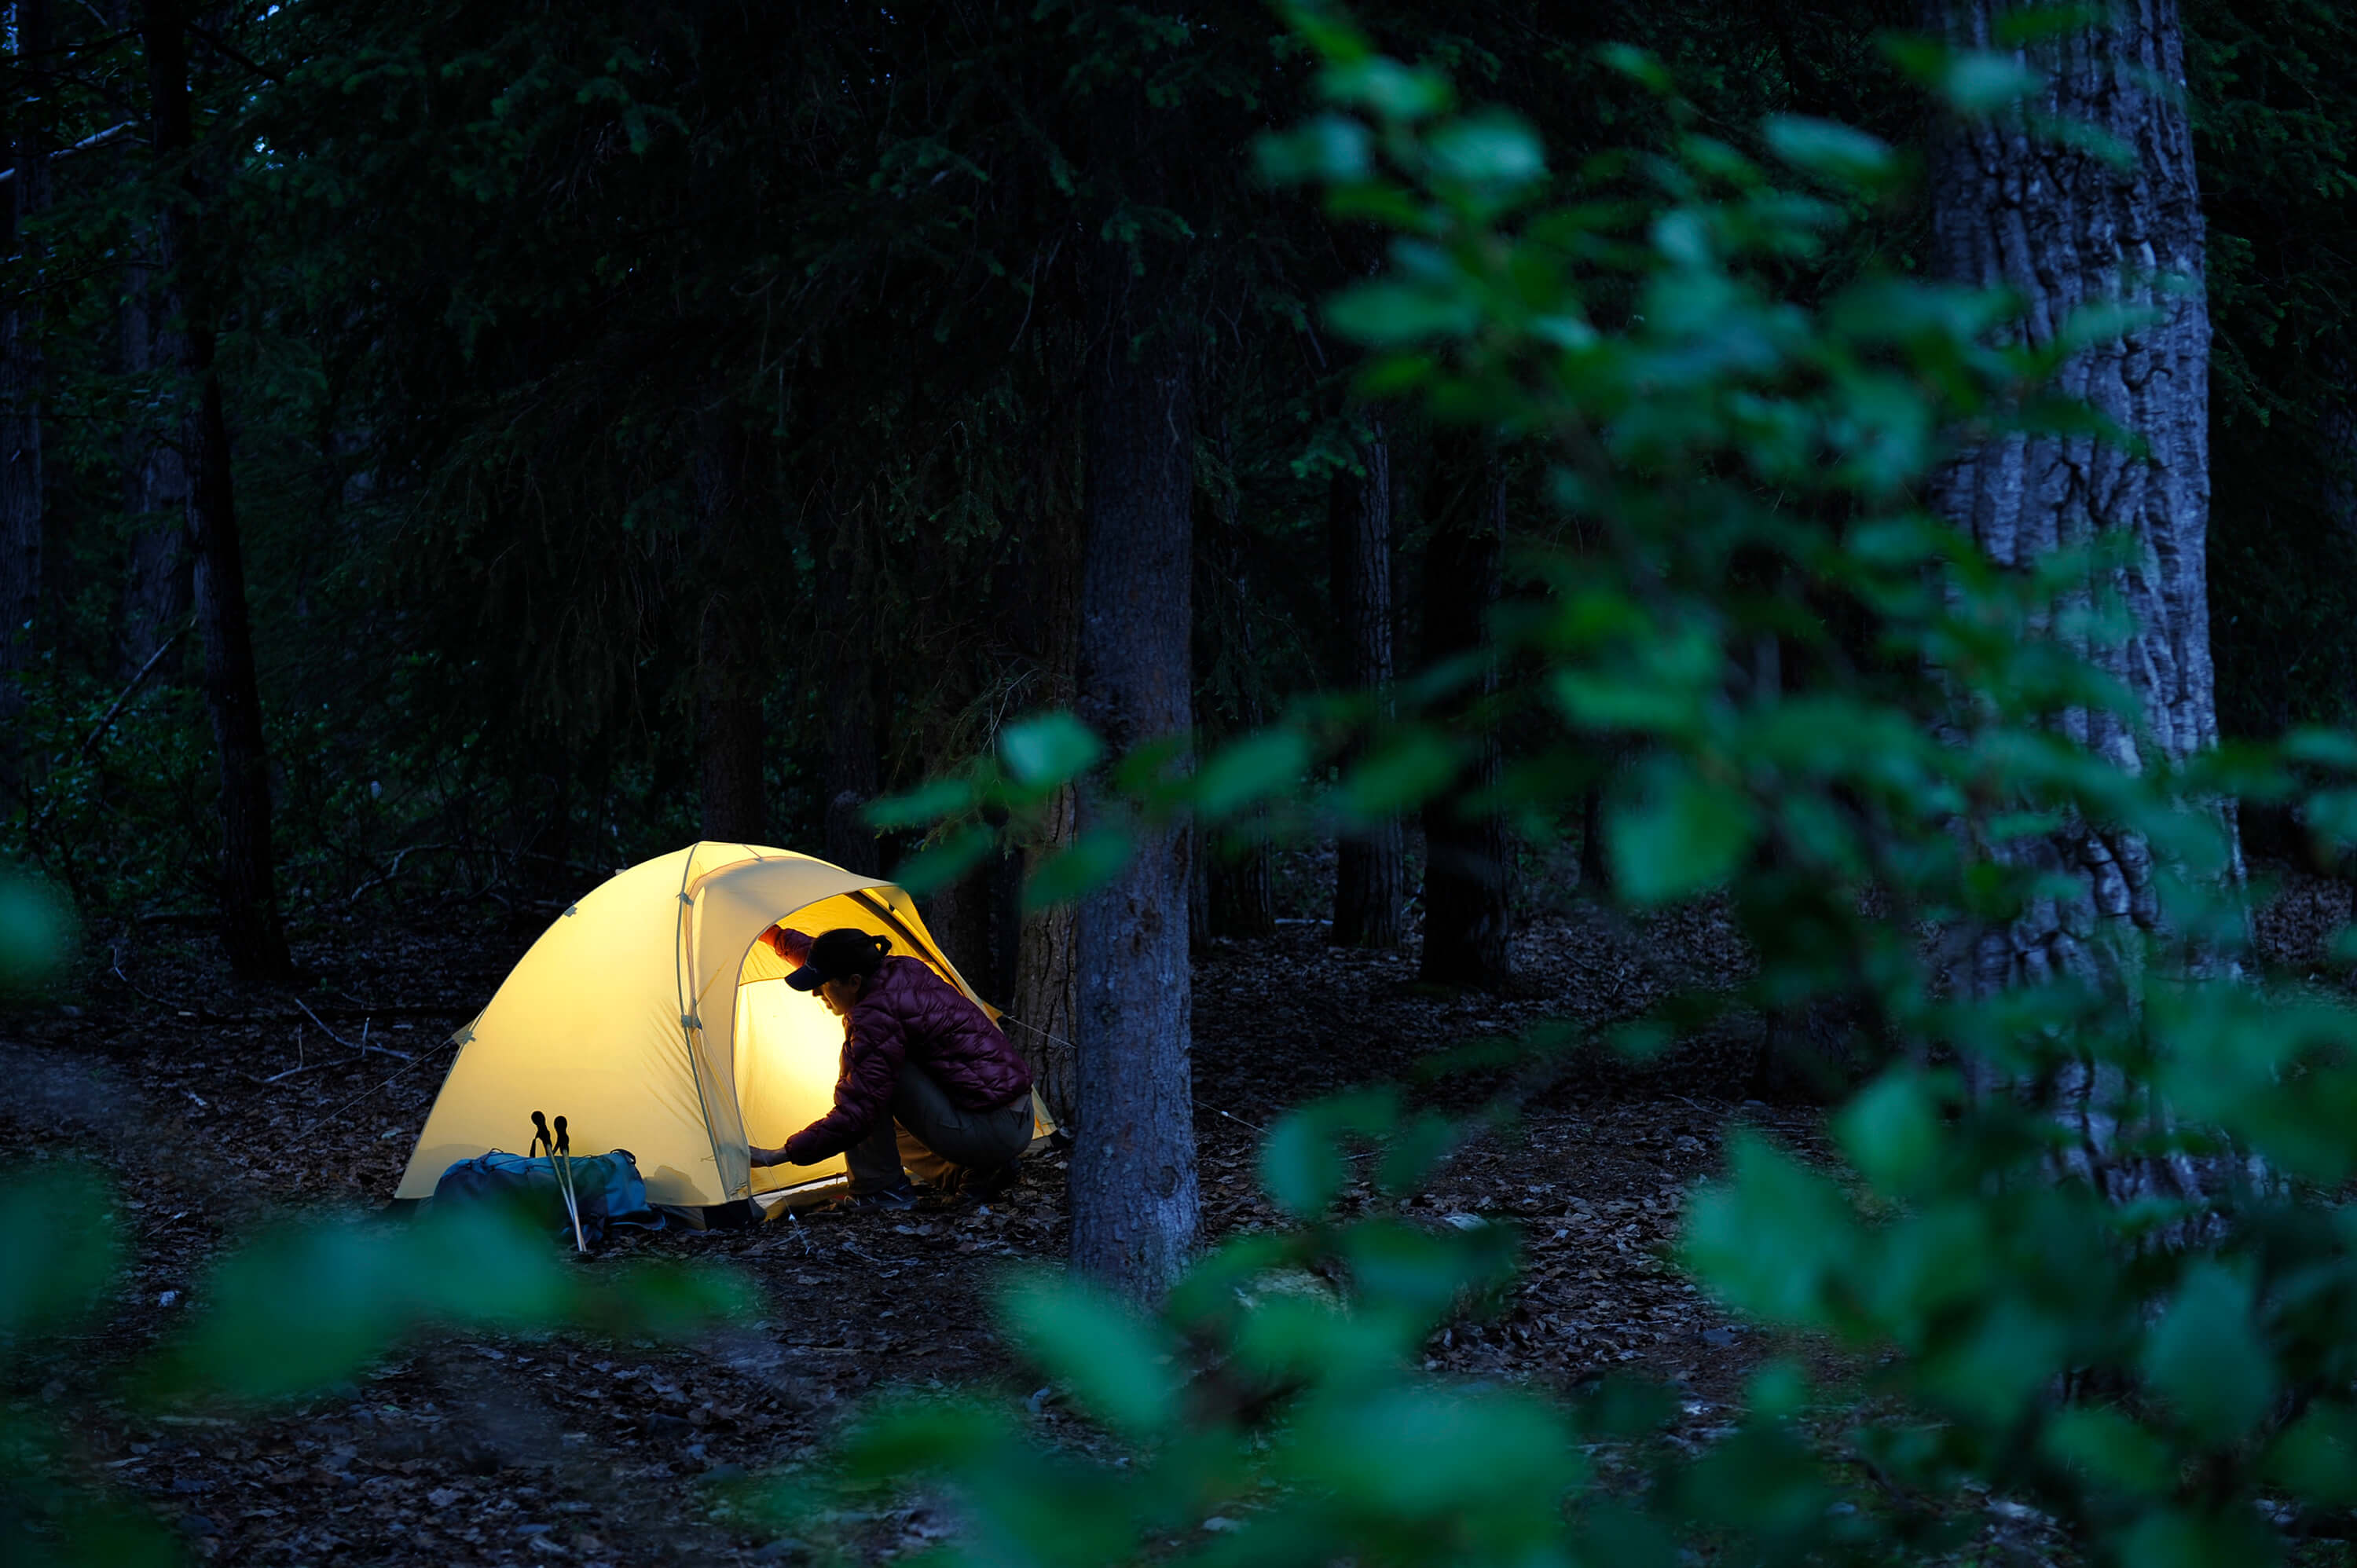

787,928,894,992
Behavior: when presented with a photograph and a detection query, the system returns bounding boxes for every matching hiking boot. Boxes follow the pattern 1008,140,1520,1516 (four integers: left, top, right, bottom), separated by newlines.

959,1163,1020,1203
831,1183,920,1212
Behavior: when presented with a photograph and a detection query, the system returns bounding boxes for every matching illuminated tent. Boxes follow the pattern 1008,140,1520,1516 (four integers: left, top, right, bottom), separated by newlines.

394,842,1049,1213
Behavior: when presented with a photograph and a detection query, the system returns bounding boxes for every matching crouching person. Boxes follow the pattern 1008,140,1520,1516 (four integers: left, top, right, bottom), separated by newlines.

750,926,1033,1210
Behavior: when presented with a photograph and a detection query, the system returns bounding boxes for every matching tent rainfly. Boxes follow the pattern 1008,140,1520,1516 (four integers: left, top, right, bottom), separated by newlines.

394,842,1050,1213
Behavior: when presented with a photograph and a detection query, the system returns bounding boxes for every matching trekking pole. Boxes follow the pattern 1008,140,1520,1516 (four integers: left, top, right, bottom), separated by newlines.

532,1110,585,1253
552,1114,587,1254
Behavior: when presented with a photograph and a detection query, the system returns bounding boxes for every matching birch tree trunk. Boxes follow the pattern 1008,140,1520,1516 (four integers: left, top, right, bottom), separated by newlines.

0,0,53,755
1069,233,1199,1298
145,0,293,981
1923,0,2228,1196
1329,418,1405,948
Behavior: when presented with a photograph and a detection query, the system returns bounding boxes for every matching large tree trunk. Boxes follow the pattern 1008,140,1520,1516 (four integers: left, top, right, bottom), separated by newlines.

1417,445,1515,987
923,849,1019,1006
1197,418,1276,940
1578,780,1610,896
0,0,53,757
820,674,879,874
1005,362,1087,1127
813,490,882,876
1329,418,1405,947
693,419,766,843
1211,837,1276,937
145,0,293,981
1013,782,1081,1122
1923,0,2225,1196
1069,244,1199,1298
115,220,192,681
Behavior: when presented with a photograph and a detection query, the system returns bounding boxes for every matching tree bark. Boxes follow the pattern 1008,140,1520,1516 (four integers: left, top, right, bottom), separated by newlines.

1006,363,1087,1128
1013,782,1081,1123
1329,418,1406,947
1198,419,1277,940
922,851,1019,1006
693,419,766,843
0,0,53,754
145,0,293,981
1069,243,1199,1298
115,220,192,682
1578,780,1610,896
813,490,882,876
1417,445,1515,987
1923,0,2227,1196
1210,825,1276,938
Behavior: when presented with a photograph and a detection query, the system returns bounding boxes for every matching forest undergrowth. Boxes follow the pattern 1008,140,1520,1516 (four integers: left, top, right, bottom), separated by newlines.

2,862,2348,1566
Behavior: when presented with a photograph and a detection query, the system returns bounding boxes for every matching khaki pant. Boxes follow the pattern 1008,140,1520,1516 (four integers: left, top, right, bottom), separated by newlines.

845,1061,1031,1195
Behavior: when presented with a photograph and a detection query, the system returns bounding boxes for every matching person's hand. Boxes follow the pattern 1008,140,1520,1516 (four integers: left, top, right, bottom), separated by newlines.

750,1145,786,1167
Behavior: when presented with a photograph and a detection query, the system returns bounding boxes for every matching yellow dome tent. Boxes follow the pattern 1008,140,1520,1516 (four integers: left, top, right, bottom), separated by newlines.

394,842,1049,1214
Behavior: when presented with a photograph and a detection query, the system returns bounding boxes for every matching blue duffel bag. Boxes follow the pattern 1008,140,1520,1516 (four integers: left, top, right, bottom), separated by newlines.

431,1149,665,1245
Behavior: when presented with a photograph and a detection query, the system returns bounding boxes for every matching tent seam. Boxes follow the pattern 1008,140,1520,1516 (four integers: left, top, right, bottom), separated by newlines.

676,844,737,1202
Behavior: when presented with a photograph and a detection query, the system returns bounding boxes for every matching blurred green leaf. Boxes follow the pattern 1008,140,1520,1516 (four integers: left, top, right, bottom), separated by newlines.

1681,1135,1858,1327
1255,114,1373,185
1317,57,1451,119
999,713,1103,788
2282,727,2357,771
1761,115,1897,188
0,1162,119,1344
2266,1403,2357,1508
1608,769,1758,905
1373,1109,1457,1197
1259,1090,1398,1220
157,1204,562,1400
1326,280,1481,343
1287,1385,1582,1522
1426,109,1545,189
1021,826,1132,913
2143,1263,2275,1444
1194,727,1310,819
151,1201,748,1404
1598,43,1674,97
863,776,974,832
0,875,73,995
840,1393,1018,1482
2042,1405,2172,1496
887,825,997,898
1261,1107,1350,1222
1337,731,1460,817
1941,53,2041,112
1833,1069,1947,1196
1001,1275,1179,1436
2111,1507,2281,1568
1992,5,2102,46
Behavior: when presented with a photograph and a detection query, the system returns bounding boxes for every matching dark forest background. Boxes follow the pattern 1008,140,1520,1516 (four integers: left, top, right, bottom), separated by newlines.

22,5,2357,1563
6,0,2354,995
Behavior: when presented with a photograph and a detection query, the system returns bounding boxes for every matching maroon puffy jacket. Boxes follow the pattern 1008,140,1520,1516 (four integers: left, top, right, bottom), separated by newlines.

774,936,1032,1166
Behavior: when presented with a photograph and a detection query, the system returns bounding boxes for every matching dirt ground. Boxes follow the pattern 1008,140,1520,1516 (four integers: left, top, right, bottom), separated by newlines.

4,866,2342,1566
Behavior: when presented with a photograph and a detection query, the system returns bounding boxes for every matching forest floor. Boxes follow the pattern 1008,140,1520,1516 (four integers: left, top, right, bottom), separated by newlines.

3,863,2348,1566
